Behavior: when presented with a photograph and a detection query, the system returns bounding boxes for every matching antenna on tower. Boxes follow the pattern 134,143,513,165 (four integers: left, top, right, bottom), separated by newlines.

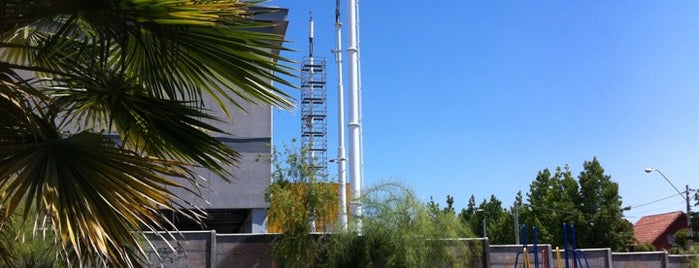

301,12,328,232
308,13,314,57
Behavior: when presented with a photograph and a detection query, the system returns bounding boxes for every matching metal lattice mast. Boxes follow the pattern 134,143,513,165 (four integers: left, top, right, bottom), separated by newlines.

301,16,328,181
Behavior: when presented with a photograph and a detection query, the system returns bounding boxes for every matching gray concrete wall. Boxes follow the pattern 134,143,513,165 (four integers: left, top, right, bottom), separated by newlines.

612,251,667,268
489,244,553,268
576,248,613,268
143,232,699,268
144,231,214,268
214,234,276,267
669,254,697,268
492,246,696,268
143,232,486,268
167,78,275,211
144,232,277,268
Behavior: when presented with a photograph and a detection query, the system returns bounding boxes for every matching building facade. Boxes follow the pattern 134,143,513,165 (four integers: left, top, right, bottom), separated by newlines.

165,6,289,234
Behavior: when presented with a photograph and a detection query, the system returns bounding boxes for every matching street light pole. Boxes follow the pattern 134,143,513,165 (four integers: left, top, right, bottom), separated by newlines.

476,208,487,238
644,168,692,237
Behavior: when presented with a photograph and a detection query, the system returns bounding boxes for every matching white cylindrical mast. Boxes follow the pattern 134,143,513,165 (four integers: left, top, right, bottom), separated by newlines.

309,16,314,56
347,0,362,227
334,0,348,229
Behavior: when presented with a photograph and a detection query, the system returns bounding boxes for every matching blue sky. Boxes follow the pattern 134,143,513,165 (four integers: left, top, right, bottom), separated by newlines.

267,0,699,223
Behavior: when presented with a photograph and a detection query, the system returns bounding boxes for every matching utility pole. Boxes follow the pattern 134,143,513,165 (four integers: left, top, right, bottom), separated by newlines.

514,201,520,244
687,185,692,237
644,168,692,237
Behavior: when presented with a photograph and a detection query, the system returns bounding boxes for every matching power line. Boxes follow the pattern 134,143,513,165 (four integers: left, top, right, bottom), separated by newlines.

629,194,679,210
526,204,577,215
626,200,686,218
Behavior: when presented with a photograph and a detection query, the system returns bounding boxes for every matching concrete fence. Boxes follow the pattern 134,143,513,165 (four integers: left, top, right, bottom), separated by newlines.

142,231,697,267
490,245,695,268
143,231,277,267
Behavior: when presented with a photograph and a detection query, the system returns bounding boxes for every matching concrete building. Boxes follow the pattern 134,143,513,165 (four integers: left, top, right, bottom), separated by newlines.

164,6,289,234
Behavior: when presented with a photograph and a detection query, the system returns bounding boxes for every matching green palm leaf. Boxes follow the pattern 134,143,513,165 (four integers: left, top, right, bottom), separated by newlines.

49,66,240,178
0,120,199,266
1,0,294,266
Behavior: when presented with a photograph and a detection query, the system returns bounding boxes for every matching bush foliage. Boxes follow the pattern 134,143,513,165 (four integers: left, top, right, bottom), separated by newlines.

321,183,479,267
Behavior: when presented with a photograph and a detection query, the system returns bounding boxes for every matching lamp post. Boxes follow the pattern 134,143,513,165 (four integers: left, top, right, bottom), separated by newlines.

644,168,692,237
476,209,487,238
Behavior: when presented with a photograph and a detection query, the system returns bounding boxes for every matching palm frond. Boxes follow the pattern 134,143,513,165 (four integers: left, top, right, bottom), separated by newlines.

1,1,293,266
0,123,200,267
48,67,240,178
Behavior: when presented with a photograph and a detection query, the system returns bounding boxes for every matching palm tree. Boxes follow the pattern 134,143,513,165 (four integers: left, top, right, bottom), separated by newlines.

0,0,294,266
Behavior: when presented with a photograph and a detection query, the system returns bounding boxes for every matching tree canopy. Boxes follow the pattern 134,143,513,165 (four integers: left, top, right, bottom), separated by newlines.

457,158,635,251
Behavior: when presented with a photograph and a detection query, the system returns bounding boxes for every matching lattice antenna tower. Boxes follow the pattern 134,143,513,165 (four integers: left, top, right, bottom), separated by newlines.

301,15,328,179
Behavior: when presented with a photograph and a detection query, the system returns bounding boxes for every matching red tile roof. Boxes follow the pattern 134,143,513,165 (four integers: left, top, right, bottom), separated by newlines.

634,211,686,246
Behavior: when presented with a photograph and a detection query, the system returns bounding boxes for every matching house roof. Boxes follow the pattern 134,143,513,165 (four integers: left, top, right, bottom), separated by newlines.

633,211,686,244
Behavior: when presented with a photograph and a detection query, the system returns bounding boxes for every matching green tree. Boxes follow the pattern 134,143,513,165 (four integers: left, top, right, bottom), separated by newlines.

523,165,583,247
519,158,634,251
459,195,514,244
459,195,480,237
525,168,558,243
1,1,293,266
576,158,634,251
673,229,692,252
459,195,478,224
487,203,515,244
1,206,61,268
633,243,656,252
690,197,699,242
265,142,339,266
445,195,456,214
324,183,477,267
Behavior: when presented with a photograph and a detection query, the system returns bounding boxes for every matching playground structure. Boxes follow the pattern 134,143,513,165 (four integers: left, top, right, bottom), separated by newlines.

514,223,590,268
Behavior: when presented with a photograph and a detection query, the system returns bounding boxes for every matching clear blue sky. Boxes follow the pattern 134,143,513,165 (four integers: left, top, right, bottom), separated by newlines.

267,0,699,223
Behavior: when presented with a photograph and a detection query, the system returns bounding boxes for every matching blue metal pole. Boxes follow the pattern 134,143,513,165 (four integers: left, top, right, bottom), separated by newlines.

522,224,528,267
563,223,569,268
533,226,539,268
522,224,528,247
571,224,578,268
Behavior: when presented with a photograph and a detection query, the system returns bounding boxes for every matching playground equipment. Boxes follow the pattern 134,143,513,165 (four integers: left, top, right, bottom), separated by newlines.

513,223,590,268
561,223,590,268
514,224,539,268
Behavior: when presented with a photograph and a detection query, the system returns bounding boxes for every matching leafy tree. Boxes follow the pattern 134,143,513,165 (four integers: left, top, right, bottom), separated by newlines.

633,243,656,252
459,195,478,223
1,1,293,266
522,165,583,247
459,194,514,244
690,198,699,242
519,158,634,251
452,159,634,251
673,229,692,252
445,195,456,214
323,183,477,267
265,142,339,266
459,195,480,236
524,168,558,243
575,158,634,251
2,206,61,267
